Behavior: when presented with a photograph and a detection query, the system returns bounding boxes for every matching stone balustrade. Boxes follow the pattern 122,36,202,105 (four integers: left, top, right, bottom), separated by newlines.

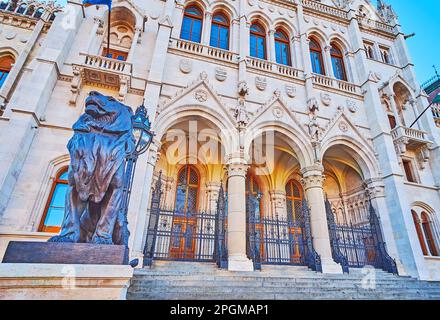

391,126,430,153
301,0,348,20
311,73,360,95
81,53,132,74
357,16,395,35
432,105,440,127
170,38,239,64
246,56,303,80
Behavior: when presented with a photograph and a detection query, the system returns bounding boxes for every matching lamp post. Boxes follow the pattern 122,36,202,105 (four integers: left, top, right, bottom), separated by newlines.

119,102,154,248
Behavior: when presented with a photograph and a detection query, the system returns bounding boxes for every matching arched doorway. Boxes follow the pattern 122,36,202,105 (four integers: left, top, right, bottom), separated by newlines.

245,130,320,270
323,144,397,273
143,115,227,265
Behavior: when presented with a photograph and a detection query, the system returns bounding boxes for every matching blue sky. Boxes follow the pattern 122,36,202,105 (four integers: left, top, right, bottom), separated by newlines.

385,0,440,83
52,0,438,82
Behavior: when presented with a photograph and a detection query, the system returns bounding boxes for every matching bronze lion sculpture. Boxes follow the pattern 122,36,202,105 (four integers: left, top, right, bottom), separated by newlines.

49,91,135,245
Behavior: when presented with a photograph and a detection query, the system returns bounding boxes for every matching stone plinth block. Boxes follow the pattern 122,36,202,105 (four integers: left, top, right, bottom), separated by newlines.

0,263,133,300
2,241,129,265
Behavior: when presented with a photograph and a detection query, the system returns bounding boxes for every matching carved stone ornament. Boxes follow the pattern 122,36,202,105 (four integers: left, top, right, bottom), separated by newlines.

347,100,358,113
255,76,267,91
338,121,349,132
321,93,332,107
48,91,136,245
238,81,249,97
194,89,208,102
179,59,193,74
272,107,284,119
234,100,250,126
215,67,227,81
308,97,319,113
285,84,297,98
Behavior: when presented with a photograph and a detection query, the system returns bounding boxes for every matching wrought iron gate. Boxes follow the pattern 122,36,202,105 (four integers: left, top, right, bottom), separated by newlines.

325,199,398,274
246,193,321,272
143,173,228,267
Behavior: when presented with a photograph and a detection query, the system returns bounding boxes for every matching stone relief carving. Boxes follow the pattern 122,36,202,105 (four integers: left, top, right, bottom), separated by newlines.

346,100,358,113
285,84,297,98
321,93,331,107
307,97,319,113
215,67,227,82
255,76,267,91
179,59,192,74
238,81,249,97
194,89,208,102
235,99,250,126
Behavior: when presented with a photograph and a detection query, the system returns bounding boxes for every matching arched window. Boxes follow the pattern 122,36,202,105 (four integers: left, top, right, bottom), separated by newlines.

285,180,303,222
421,212,439,256
210,12,229,50
330,43,347,81
16,3,26,14
34,7,44,18
309,38,325,75
175,165,199,214
0,1,8,10
39,168,69,233
0,55,14,88
275,29,291,66
250,22,266,60
25,5,34,16
180,5,203,43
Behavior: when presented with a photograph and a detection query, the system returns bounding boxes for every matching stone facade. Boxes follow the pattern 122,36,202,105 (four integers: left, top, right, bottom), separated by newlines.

0,0,440,291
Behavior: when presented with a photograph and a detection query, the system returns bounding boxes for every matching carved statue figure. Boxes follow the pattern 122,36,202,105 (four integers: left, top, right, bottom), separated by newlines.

49,91,135,245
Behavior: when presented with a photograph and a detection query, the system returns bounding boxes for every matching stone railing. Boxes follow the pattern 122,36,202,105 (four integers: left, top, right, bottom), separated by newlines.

357,16,395,35
246,56,303,80
432,105,440,127
311,73,360,95
81,53,132,74
170,38,238,64
301,0,348,20
391,126,427,142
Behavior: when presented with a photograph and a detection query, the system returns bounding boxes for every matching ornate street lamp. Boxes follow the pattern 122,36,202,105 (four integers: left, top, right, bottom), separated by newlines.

119,102,155,252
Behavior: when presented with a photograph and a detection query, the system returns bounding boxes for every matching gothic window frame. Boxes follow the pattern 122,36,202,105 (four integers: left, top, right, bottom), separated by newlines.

412,209,440,257
38,167,69,233
274,28,291,66
180,4,204,43
210,11,230,50
309,37,325,75
0,54,14,89
401,157,419,184
285,179,303,222
174,165,200,215
330,42,347,81
250,22,267,60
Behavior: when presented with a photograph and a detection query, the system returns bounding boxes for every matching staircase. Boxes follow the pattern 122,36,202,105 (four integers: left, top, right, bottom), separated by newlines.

127,261,440,300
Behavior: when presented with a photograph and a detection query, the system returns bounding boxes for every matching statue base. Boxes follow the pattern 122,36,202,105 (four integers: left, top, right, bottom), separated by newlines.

2,241,129,265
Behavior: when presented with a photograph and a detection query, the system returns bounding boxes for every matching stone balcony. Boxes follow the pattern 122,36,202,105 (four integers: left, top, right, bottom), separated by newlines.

246,56,303,81
432,105,440,127
169,38,239,65
391,126,431,155
70,53,133,104
311,73,361,96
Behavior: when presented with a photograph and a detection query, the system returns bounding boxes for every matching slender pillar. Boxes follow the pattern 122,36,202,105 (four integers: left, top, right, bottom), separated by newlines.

202,11,212,46
323,45,333,78
127,27,141,62
85,17,104,54
301,165,343,274
227,155,253,271
268,29,276,63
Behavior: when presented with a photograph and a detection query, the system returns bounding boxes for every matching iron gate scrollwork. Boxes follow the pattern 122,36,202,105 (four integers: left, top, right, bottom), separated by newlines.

143,173,228,268
246,192,321,272
325,199,398,274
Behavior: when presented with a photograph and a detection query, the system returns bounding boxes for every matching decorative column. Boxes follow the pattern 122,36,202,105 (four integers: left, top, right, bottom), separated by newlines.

171,0,185,39
323,45,334,78
291,35,301,69
206,182,221,213
301,165,343,274
202,11,212,46
127,27,141,62
268,29,276,63
231,19,240,53
386,92,403,127
269,190,287,219
226,154,253,271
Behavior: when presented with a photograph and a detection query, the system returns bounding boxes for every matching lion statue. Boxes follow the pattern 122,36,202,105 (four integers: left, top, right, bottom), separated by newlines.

49,91,135,245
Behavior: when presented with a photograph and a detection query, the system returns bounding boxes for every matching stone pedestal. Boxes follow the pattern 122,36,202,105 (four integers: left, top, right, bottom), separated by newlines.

0,263,133,300
2,241,129,265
